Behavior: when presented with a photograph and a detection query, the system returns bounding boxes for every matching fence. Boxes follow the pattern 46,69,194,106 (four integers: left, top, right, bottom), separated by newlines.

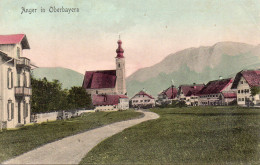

31,109,95,124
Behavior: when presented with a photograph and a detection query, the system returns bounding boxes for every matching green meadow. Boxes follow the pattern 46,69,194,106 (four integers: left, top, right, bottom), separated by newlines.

0,110,142,163
81,106,260,164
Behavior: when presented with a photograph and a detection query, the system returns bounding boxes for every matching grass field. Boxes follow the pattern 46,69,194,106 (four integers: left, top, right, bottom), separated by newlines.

0,110,143,163
81,106,260,164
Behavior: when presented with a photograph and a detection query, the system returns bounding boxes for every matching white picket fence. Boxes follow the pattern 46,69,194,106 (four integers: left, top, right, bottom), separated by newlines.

31,109,95,124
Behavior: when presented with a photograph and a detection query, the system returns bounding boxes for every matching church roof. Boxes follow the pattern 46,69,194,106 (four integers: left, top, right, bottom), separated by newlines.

92,94,128,106
82,70,117,89
0,34,30,49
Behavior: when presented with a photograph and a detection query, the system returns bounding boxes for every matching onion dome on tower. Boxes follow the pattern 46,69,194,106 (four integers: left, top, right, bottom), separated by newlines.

116,39,124,58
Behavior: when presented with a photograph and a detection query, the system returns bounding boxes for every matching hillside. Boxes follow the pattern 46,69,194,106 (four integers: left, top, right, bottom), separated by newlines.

31,67,84,89
126,42,260,97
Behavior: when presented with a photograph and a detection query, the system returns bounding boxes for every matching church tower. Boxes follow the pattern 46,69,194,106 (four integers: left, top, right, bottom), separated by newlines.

115,39,126,95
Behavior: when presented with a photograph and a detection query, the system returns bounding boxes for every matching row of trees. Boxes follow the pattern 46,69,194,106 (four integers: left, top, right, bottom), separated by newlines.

31,76,92,113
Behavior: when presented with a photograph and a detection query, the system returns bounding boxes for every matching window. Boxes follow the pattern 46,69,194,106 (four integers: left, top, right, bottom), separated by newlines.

118,63,120,68
24,103,29,118
241,81,243,84
17,47,20,58
242,98,244,101
238,90,240,93
17,73,20,87
23,73,27,87
96,90,98,94
241,90,244,93
7,100,14,120
7,69,13,89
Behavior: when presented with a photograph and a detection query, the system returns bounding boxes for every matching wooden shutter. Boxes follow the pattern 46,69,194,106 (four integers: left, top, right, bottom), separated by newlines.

11,72,13,88
7,70,9,88
7,102,9,120
11,103,14,119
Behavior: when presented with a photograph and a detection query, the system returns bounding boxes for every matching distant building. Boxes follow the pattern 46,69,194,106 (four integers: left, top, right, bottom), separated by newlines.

82,39,128,110
82,39,126,96
157,86,178,105
92,94,129,111
130,90,155,109
177,84,204,106
231,70,260,106
0,34,32,129
199,78,236,106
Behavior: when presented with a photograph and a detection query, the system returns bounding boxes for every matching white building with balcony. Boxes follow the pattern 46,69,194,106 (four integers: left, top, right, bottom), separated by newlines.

0,34,32,129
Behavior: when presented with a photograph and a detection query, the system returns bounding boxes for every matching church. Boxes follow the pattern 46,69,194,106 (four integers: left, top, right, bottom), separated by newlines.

82,39,129,111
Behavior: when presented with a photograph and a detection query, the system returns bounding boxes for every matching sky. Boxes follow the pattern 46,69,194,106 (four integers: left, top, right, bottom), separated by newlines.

1,0,260,76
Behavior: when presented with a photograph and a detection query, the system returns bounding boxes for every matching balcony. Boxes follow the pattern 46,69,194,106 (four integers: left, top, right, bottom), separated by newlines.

16,57,30,68
15,87,32,97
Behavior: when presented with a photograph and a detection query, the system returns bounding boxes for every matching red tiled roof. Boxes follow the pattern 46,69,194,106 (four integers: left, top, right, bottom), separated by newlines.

199,78,232,95
222,92,237,98
232,70,260,88
242,70,260,87
92,94,128,106
132,90,154,99
179,84,204,96
0,34,30,49
161,86,178,99
82,70,116,89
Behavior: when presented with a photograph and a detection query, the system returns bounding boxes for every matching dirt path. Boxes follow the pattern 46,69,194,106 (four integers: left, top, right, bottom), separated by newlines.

3,110,159,165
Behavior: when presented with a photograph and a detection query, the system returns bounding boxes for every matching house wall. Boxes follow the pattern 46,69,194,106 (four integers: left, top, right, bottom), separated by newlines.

0,43,31,129
130,95,155,108
94,105,118,111
118,98,129,110
199,93,222,106
236,76,259,106
86,88,117,96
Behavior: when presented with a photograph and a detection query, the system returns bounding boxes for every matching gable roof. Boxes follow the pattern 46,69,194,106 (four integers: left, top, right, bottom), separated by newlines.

92,94,128,106
160,86,178,99
131,90,154,99
179,84,204,96
82,70,117,89
0,34,30,49
199,78,233,95
231,70,260,89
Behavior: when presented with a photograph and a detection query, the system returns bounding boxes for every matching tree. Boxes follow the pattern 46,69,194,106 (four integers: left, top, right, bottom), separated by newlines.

250,86,260,96
67,87,92,109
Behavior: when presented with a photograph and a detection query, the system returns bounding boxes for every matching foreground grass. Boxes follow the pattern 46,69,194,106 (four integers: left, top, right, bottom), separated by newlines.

81,106,260,164
0,110,143,163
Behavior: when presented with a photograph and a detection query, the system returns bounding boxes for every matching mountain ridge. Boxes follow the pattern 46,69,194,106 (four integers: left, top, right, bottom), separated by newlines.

126,41,260,97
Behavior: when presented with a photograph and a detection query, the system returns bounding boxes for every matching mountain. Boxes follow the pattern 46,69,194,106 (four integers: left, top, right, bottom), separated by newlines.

126,42,260,97
31,67,84,89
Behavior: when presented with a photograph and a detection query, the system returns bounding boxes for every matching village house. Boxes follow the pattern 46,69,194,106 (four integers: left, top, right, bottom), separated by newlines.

198,78,236,106
92,94,129,111
157,85,178,105
0,34,32,129
177,84,205,106
231,70,260,106
82,39,129,110
130,90,155,109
